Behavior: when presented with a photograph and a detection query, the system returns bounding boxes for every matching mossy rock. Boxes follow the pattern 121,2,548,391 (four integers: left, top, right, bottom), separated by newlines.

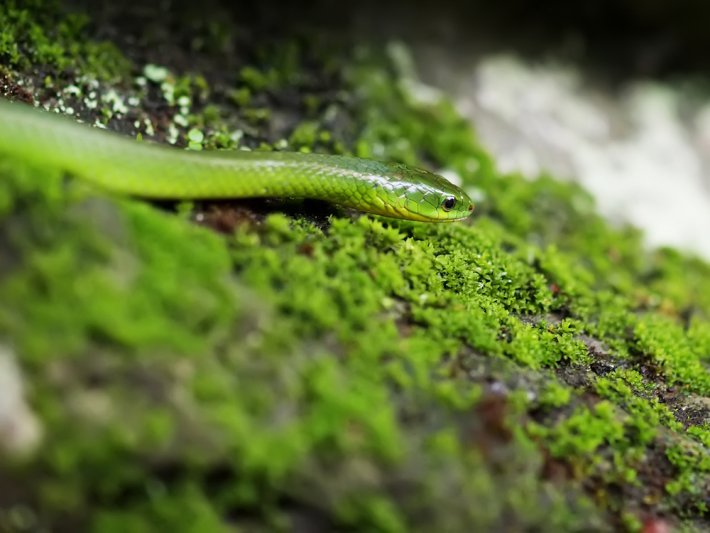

0,1,708,532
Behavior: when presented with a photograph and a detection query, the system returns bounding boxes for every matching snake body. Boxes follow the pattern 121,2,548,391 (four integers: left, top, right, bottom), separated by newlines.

0,98,474,221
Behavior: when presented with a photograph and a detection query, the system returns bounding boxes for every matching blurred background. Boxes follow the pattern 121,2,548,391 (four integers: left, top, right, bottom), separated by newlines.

401,0,710,258
70,0,710,257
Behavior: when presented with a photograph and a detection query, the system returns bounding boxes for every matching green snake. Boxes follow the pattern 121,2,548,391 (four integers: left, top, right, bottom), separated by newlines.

0,98,474,222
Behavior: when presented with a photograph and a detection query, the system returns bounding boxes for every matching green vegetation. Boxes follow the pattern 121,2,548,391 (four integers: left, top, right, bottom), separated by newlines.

0,0,129,80
0,1,708,532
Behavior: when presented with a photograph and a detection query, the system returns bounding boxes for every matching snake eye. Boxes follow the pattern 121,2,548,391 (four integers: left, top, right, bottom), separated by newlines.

442,196,456,211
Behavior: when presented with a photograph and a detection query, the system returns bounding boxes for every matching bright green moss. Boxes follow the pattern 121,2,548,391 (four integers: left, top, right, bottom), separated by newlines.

687,424,710,448
595,369,681,442
665,441,710,512
643,247,710,319
532,401,626,459
688,319,710,362
0,0,129,80
633,315,710,394
538,380,573,409
597,369,653,395
4,166,601,529
289,121,320,149
534,399,659,489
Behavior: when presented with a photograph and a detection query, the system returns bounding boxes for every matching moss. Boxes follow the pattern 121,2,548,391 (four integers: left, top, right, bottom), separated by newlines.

229,86,252,107
0,0,129,81
538,380,573,409
0,2,709,532
242,107,271,125
595,369,681,441
531,401,627,458
620,512,643,533
687,424,710,448
633,315,710,395
239,65,280,91
289,121,320,148
665,441,710,512
0,157,599,531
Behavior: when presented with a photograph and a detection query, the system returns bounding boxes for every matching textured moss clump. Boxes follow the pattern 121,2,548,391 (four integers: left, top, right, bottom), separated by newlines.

0,2,709,532
0,0,129,81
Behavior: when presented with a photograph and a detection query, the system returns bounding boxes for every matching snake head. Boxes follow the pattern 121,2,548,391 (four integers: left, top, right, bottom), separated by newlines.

384,163,475,222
